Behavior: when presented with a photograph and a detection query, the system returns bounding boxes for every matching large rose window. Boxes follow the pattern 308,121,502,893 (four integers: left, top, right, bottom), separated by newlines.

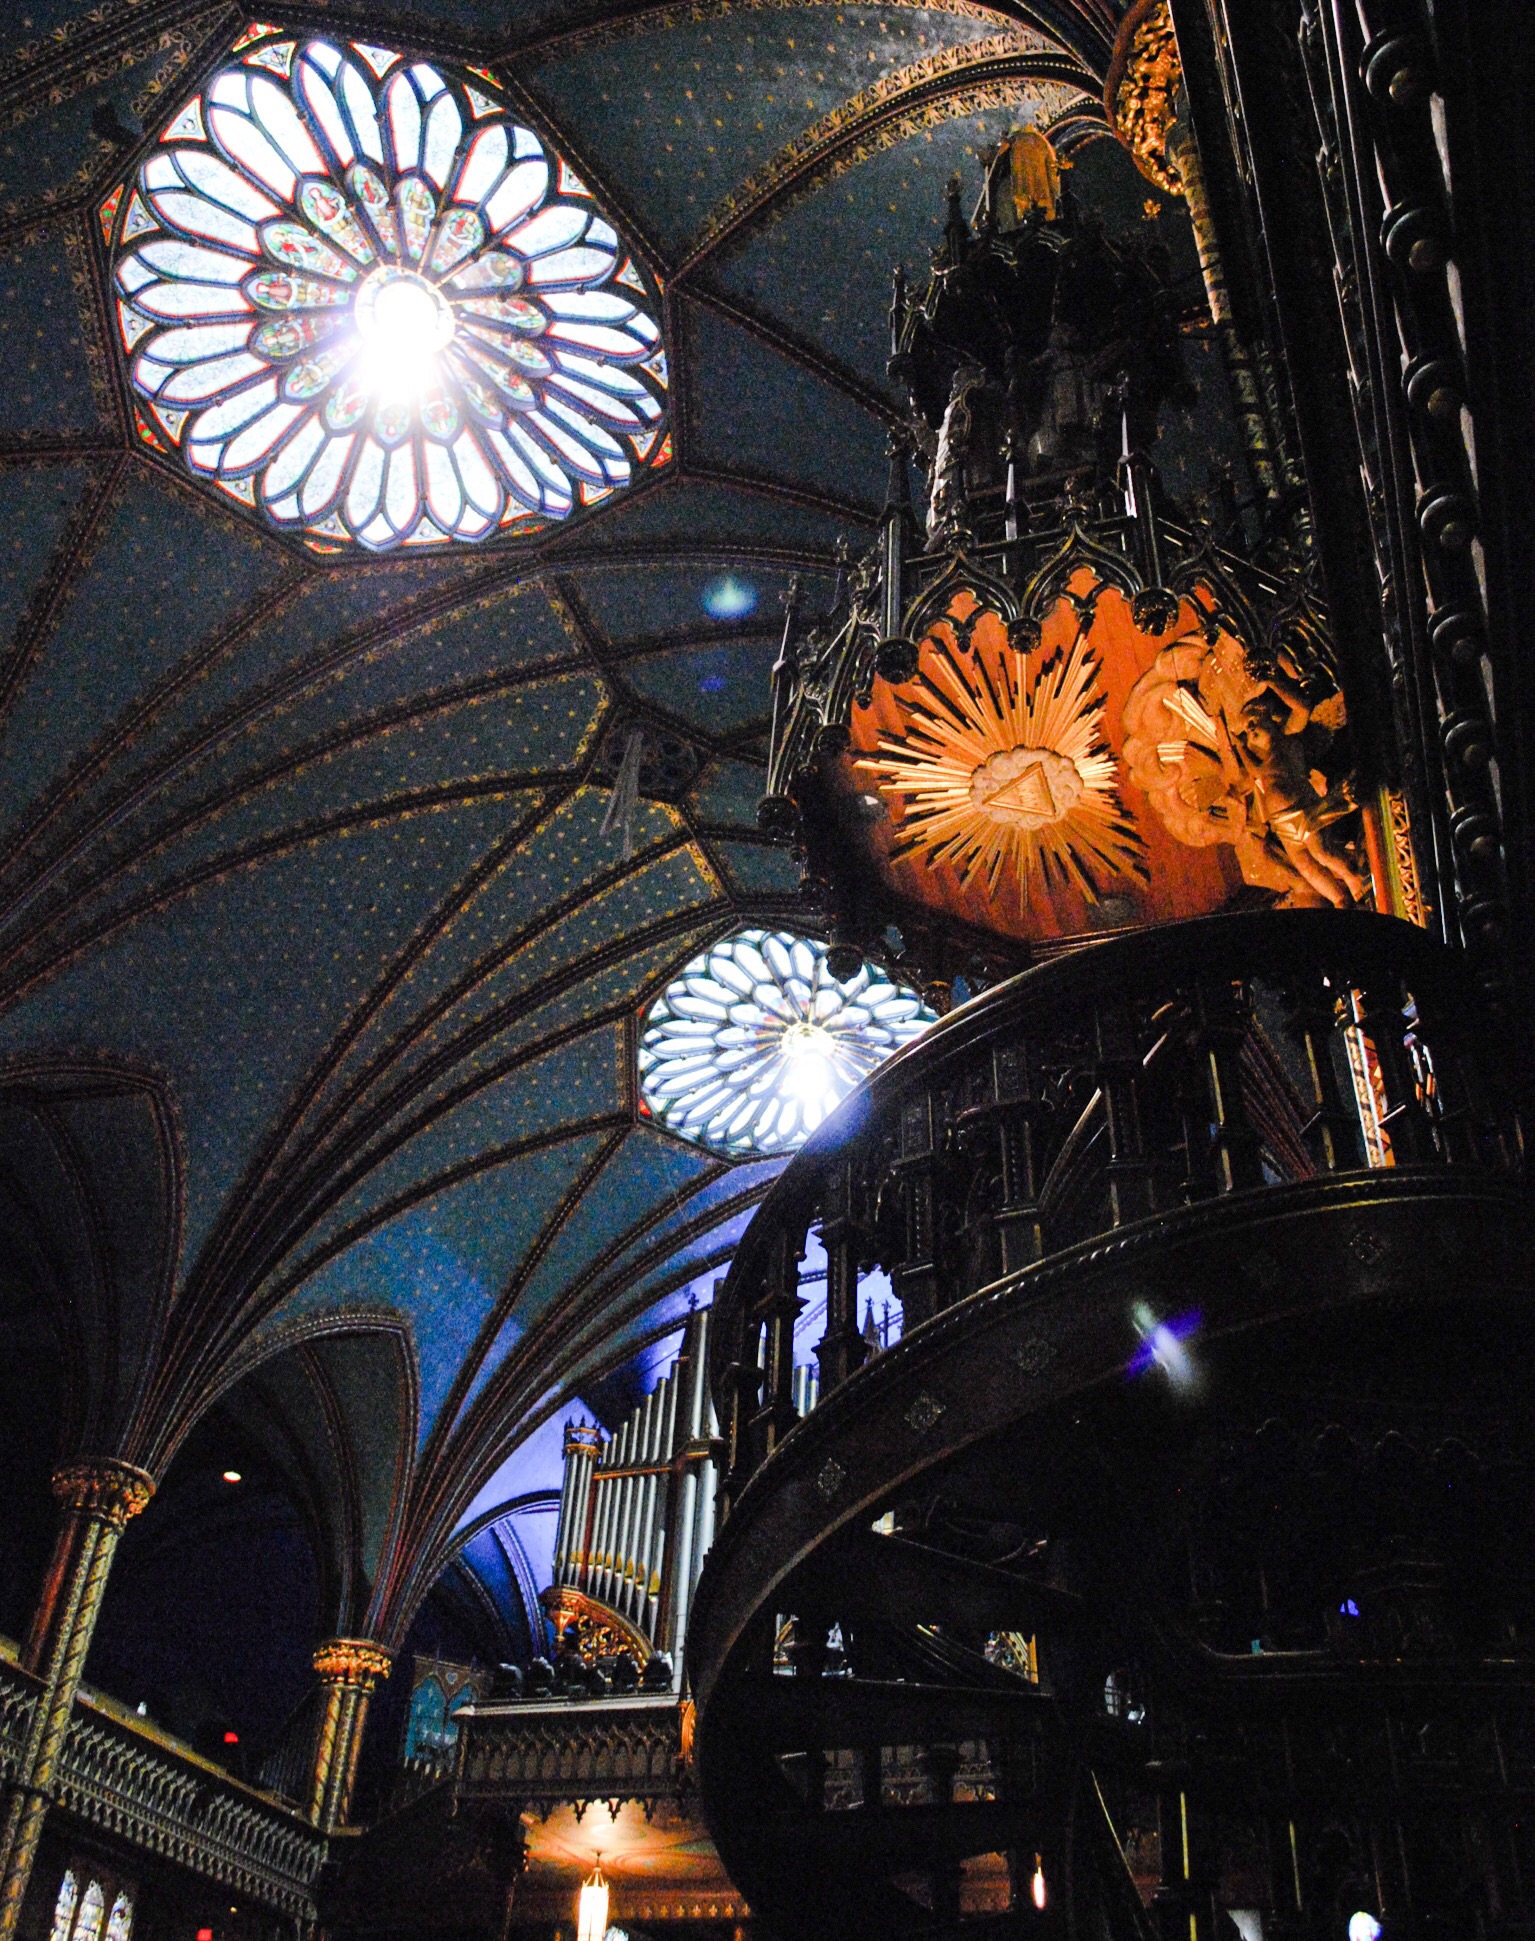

104,27,668,552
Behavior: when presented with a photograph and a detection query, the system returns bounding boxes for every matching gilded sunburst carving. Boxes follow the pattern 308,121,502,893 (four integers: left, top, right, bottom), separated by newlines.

859,631,1147,903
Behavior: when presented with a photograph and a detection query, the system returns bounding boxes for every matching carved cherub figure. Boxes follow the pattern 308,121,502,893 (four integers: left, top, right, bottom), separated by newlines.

1234,683,1366,908
1122,626,1366,908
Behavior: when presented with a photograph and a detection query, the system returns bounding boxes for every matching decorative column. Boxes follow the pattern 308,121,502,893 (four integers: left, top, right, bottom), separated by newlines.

309,1638,394,1832
1093,998,1156,1227
815,1163,867,1396
0,1460,155,1941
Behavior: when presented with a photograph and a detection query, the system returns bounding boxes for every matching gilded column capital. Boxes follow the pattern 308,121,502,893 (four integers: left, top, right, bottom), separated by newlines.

312,1638,394,1690
50,1461,155,1530
1105,0,1184,198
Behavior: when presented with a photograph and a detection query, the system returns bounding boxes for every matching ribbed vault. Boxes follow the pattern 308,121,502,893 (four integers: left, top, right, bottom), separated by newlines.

0,0,1196,1676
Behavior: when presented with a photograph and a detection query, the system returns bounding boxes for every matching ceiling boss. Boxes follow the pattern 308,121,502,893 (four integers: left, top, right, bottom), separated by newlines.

102,27,668,552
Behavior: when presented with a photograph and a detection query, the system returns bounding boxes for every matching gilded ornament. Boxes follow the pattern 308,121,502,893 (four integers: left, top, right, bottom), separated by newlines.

51,1461,155,1529
1385,786,1429,926
860,626,1147,906
312,1638,395,1686
541,1585,652,1663
1121,622,1366,908
1105,0,1185,198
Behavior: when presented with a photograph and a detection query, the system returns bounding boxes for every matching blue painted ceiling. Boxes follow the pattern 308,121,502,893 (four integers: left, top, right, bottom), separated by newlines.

0,0,1192,1664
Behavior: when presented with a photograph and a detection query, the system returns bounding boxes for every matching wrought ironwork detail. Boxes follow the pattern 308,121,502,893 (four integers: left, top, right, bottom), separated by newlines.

815,1459,848,1502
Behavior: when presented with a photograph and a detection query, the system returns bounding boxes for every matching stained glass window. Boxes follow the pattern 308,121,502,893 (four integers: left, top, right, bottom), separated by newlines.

106,28,667,553
73,1882,105,1941
639,931,935,1156
104,1894,133,1941
49,1872,79,1941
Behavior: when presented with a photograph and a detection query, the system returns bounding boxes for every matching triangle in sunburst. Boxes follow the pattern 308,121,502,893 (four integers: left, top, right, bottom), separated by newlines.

859,625,1147,911
985,760,1057,820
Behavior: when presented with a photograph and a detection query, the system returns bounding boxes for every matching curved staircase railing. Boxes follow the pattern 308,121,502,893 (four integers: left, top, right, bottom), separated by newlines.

687,911,1533,1941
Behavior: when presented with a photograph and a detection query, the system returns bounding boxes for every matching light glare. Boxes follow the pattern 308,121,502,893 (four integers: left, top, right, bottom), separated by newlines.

1128,1300,1201,1392
701,574,757,619
781,1023,837,1106
577,1864,609,1941
354,269,453,399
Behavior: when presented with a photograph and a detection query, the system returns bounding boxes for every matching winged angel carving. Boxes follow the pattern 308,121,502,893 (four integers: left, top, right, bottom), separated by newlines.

1122,627,1367,907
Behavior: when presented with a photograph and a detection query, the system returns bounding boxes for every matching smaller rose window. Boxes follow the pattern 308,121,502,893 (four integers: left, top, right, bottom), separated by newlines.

104,28,668,553
639,931,936,1156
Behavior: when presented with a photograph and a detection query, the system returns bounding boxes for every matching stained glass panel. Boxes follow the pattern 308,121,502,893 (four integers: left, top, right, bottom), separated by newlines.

74,1883,105,1941
49,1871,78,1941
638,930,936,1156
110,30,666,553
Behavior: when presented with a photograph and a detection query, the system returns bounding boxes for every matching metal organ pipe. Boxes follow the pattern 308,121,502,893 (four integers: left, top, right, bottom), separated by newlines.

639,1379,665,1624
592,1424,621,1605
573,1435,598,1588
669,1459,699,1676
612,1402,639,1618
666,1309,718,1686
552,1438,576,1585
629,1382,659,1625
617,1401,644,1618
612,1412,639,1610
645,1384,668,1624
550,1424,600,1591
605,1418,633,1607
648,1366,682,1636
543,1307,723,1676
580,1436,603,1602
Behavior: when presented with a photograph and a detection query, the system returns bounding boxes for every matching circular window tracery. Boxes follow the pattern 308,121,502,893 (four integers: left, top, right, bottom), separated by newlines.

639,931,936,1157
105,28,668,553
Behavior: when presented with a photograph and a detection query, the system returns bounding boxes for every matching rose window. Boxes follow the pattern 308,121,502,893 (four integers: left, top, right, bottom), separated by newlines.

639,931,936,1157
104,27,668,553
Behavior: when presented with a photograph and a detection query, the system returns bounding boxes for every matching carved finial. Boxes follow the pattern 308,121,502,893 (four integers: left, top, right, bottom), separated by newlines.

941,173,969,267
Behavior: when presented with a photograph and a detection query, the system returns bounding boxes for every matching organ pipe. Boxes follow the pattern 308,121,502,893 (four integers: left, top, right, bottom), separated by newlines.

545,1306,722,1681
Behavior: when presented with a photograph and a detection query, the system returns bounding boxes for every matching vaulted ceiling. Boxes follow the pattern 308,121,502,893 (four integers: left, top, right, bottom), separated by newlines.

0,0,1187,1676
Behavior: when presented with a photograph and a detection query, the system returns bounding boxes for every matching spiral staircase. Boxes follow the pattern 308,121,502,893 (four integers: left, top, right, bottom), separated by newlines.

686,912,1535,1941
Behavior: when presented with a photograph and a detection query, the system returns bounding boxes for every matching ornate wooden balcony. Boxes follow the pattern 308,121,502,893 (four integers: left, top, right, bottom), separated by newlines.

688,909,1534,1941
0,1647,325,1924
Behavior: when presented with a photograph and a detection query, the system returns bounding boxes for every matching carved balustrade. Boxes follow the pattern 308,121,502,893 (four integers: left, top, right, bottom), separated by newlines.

455,1694,688,1811
0,1652,324,1922
711,909,1521,1515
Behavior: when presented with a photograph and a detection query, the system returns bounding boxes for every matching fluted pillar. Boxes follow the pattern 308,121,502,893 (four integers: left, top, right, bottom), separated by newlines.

309,1638,393,1832
0,1460,155,1940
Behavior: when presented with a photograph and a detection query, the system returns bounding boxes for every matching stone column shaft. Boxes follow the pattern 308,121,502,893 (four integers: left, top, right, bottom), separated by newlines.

0,1460,154,1941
